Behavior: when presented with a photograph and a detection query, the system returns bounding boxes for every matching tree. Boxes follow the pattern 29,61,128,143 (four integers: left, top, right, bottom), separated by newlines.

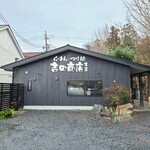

124,0,150,65
106,46,135,61
84,26,109,54
134,36,150,65
105,26,121,48
125,0,150,36
85,24,137,55
105,25,135,61
120,23,138,49
84,39,107,54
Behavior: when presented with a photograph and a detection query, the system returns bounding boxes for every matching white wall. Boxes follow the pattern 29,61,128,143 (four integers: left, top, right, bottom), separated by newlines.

0,29,23,83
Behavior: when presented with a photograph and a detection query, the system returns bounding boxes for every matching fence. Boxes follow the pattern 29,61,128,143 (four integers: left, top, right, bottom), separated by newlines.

0,83,24,111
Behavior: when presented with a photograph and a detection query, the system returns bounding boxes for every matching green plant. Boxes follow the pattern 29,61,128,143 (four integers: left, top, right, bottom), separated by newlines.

0,111,5,120
104,83,131,114
0,109,16,120
106,46,135,61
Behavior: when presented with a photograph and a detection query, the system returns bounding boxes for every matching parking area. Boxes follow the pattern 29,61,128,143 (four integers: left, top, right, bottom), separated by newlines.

0,110,150,150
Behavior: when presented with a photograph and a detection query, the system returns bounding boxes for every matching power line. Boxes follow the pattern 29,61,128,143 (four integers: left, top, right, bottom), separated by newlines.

0,13,91,49
49,35,91,41
0,13,43,48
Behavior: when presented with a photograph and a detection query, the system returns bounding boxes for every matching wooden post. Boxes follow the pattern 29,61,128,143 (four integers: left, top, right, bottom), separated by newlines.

139,74,144,107
130,75,134,103
148,73,150,108
0,84,3,111
9,84,12,109
21,85,24,109
148,96,150,108
148,73,150,98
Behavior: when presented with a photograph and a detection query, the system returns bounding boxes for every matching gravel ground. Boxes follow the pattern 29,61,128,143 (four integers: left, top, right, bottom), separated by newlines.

0,110,150,150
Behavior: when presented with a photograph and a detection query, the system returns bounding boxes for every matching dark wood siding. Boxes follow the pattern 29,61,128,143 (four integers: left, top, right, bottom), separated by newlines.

14,51,130,106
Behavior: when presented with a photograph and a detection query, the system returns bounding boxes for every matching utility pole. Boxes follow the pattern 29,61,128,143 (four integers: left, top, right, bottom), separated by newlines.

43,31,49,51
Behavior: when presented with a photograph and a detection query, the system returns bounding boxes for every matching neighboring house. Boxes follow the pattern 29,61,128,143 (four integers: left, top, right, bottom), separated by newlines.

2,45,150,106
0,25,24,83
23,52,42,58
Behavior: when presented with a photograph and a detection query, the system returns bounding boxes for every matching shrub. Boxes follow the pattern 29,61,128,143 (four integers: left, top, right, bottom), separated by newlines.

0,109,16,120
104,83,131,114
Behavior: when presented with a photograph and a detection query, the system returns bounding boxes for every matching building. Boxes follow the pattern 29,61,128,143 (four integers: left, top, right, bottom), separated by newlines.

0,25,24,83
1,45,150,106
23,52,42,58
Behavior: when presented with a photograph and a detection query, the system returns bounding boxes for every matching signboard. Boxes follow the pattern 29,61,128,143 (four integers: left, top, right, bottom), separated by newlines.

50,56,88,72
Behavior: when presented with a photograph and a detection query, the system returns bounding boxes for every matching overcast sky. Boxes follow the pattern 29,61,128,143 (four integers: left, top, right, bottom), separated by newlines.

0,0,131,52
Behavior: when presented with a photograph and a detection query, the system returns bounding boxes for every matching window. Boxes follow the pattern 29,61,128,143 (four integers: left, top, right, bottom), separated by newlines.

67,80,102,96
27,81,32,91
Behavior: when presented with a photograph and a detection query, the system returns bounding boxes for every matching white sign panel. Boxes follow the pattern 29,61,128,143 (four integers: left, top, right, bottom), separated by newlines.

50,56,88,72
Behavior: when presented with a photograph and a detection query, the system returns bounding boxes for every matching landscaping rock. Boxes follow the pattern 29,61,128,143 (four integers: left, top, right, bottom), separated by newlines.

113,114,132,122
116,103,133,115
100,109,111,117
93,104,103,115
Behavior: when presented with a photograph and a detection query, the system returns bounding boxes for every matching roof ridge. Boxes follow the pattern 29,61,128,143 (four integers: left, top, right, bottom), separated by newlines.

1,44,150,74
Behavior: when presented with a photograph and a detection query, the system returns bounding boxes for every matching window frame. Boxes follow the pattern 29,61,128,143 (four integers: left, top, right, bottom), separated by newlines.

67,80,103,97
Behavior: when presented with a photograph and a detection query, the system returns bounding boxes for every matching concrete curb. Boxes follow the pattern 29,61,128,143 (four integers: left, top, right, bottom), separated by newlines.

133,109,150,112
23,106,93,111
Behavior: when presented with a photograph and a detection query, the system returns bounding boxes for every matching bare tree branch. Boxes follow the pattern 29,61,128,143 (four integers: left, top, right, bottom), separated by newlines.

124,0,150,36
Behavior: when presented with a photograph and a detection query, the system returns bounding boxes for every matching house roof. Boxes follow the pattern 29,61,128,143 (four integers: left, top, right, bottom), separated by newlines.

0,25,24,59
23,52,43,58
1,44,150,75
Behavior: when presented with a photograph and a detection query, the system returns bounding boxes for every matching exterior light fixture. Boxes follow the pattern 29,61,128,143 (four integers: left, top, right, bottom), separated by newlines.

25,71,28,74
113,80,116,84
55,77,59,81
33,77,37,81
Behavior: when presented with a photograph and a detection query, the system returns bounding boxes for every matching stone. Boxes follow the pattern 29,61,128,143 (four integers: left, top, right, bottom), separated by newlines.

116,103,133,115
100,110,111,117
93,104,103,115
113,114,132,122
126,109,133,115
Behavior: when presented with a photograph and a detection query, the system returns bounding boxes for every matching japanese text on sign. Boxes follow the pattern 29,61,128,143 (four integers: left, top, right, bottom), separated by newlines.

50,56,88,72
